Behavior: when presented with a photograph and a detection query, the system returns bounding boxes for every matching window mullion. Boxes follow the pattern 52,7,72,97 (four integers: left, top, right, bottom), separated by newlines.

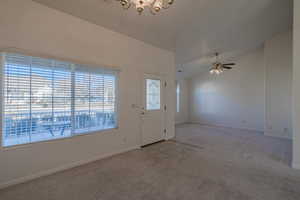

71,65,75,136
29,56,32,143
1,53,6,146
51,61,55,136
88,73,91,130
102,75,105,122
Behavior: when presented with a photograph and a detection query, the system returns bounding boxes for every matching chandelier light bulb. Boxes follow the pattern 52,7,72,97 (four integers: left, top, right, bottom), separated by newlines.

121,0,127,6
121,0,129,6
136,5,144,14
153,0,163,12
168,0,174,5
120,0,131,9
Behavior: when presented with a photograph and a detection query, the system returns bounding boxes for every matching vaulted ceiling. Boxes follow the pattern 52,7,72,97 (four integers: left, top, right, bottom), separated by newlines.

33,0,293,76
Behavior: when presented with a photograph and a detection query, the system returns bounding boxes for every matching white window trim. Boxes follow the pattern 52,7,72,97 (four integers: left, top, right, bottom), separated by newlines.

0,51,120,149
0,53,4,150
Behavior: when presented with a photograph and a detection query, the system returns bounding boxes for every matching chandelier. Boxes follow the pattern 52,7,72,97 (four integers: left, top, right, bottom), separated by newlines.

116,0,175,15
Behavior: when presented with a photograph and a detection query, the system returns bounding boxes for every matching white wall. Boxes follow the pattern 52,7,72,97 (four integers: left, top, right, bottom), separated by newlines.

293,0,300,169
188,31,293,137
175,79,189,124
0,0,175,187
189,47,265,131
265,31,293,139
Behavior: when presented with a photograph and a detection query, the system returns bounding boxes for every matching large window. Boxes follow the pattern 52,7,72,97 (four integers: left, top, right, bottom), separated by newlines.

2,53,118,147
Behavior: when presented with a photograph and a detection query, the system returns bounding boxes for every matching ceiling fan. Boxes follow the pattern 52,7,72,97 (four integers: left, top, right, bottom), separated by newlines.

209,53,236,75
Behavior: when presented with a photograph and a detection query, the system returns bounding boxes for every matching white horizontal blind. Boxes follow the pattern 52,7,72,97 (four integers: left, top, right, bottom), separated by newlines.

2,53,117,147
74,72,116,134
4,54,31,145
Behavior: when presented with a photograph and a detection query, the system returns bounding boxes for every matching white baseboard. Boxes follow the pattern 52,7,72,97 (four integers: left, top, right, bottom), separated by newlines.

264,131,292,140
189,121,264,133
165,136,175,141
0,145,140,190
175,121,188,125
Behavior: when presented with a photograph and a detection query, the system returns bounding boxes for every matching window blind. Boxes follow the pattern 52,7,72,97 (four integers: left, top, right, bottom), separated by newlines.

2,53,118,147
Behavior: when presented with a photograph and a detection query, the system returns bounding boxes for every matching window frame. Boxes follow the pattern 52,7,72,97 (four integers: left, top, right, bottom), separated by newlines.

0,51,120,149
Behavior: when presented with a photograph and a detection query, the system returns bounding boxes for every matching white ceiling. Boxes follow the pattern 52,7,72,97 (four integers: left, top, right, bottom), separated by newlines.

33,0,293,77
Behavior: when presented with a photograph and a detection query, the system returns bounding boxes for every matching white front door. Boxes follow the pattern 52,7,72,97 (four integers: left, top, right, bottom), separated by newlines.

141,74,165,146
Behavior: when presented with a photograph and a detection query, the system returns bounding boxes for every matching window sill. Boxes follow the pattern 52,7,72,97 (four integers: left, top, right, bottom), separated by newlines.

1,126,119,151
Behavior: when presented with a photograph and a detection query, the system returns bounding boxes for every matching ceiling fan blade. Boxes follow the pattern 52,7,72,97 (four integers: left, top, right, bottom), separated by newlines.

223,63,236,66
223,66,232,69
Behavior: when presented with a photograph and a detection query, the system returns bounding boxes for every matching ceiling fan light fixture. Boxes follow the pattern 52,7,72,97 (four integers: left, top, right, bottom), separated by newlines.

210,66,224,75
210,68,218,75
209,53,235,75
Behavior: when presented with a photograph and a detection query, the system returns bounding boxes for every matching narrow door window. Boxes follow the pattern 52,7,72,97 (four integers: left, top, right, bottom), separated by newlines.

146,79,161,110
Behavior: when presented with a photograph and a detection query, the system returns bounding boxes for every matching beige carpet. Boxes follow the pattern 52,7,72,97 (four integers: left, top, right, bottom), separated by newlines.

1,124,300,200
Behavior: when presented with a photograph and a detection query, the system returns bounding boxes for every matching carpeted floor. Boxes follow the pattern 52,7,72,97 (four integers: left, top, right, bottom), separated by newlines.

1,124,300,200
